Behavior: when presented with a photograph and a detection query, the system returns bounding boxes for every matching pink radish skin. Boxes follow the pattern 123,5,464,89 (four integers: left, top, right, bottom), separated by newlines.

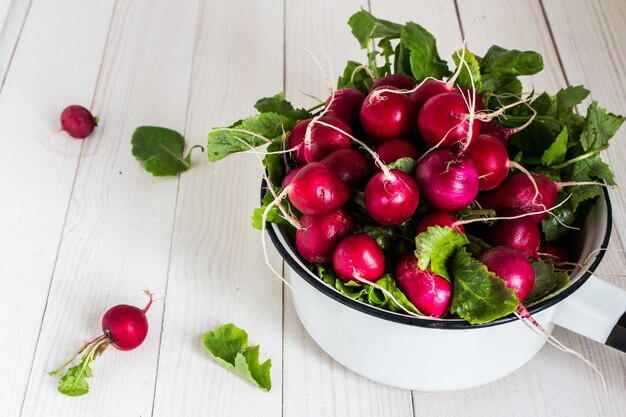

409,79,456,109
287,162,350,216
417,92,483,149
538,243,571,264
487,215,541,258
287,120,310,165
303,116,353,163
365,169,420,226
467,133,510,191
295,209,354,264
282,167,302,188
325,88,366,127
416,212,465,235
360,86,416,141
480,246,535,302
333,234,385,283
478,172,559,223
371,74,416,91
321,149,370,189
370,138,421,172
394,252,452,317
482,121,516,147
102,295,153,351
416,148,479,211
60,105,97,139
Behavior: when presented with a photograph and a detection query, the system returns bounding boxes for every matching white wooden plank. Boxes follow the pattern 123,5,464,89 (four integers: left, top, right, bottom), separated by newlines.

151,1,285,415
19,0,197,415
282,1,414,416
0,0,32,86
0,0,114,415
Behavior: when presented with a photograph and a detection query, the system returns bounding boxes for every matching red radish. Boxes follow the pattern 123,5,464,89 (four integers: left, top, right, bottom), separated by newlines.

417,92,483,149
394,252,452,317
333,234,385,283
60,105,98,139
325,88,366,127
321,148,370,189
369,138,421,172
296,209,354,264
287,120,309,165
409,79,456,109
365,169,420,226
466,133,510,191
371,74,416,91
415,148,479,211
480,246,535,301
487,215,541,258
538,243,571,264
478,172,559,223
481,121,511,147
416,211,465,234
282,166,302,187
360,86,416,141
287,162,350,216
303,116,353,163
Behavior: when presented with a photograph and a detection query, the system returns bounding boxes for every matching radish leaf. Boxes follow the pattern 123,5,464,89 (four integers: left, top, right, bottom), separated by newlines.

56,355,93,396
524,260,569,304
132,126,203,176
388,157,418,174
401,22,450,80
415,226,469,281
452,49,482,92
202,324,272,392
348,9,402,49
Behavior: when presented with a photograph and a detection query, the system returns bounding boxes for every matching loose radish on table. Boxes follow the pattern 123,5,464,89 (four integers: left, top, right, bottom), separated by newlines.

49,291,154,396
60,105,98,139
333,234,386,283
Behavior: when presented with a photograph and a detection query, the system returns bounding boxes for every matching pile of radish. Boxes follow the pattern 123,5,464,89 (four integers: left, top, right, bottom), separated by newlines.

207,10,624,324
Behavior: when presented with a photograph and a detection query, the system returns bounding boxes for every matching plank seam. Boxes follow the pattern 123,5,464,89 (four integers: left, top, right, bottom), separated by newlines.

0,0,34,94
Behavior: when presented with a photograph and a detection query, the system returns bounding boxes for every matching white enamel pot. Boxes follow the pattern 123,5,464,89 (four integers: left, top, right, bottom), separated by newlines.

266,188,626,391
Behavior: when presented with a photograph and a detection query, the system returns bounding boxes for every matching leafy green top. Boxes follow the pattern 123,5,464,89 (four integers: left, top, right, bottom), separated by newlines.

132,126,203,176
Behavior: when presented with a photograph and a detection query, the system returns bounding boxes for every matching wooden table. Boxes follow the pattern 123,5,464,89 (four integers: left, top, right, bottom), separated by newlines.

1,1,625,416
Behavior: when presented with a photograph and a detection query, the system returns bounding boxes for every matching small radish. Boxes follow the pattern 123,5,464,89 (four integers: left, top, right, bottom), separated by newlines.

415,148,479,211
538,243,571,264
481,121,512,147
296,209,354,264
287,120,310,165
303,116,353,163
466,133,510,191
417,92,483,149
325,88,366,127
371,74,416,91
60,105,98,139
409,79,456,109
321,148,370,189
287,162,350,216
333,234,385,283
369,138,421,172
486,215,541,258
282,166,302,187
394,252,452,317
416,211,465,234
360,86,416,141
480,246,535,301
49,291,154,396
365,169,420,226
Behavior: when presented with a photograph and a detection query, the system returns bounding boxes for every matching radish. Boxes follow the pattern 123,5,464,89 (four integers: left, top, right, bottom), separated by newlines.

333,234,385,283
60,105,98,139
417,92,483,150
416,211,465,234
49,291,154,396
365,169,420,226
321,148,370,189
394,252,451,317
481,121,512,147
287,162,350,216
415,148,479,211
360,86,416,141
487,215,541,258
409,79,456,109
287,119,309,165
371,74,416,91
325,88,366,127
480,246,535,301
538,243,571,264
282,166,302,187
296,209,354,264
466,133,510,191
303,116,353,163
369,138,421,172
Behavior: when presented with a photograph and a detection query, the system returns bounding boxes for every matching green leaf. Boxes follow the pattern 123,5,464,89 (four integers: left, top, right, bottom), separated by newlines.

251,189,294,231
451,49,482,92
263,137,286,186
479,45,543,93
316,264,368,299
337,60,374,94
569,155,614,210
401,22,451,81
525,261,570,305
366,275,422,314
207,112,295,162
580,101,625,152
254,93,311,121
541,126,568,166
56,354,94,397
450,248,520,324
132,126,202,176
388,157,418,173
347,9,402,49
555,86,590,115
202,323,272,391
414,226,469,281
541,194,576,241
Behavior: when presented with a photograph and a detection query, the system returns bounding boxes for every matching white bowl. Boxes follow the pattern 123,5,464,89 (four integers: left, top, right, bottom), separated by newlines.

266,189,626,391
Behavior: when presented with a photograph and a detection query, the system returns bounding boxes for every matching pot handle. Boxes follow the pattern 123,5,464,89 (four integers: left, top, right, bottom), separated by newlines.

552,275,626,352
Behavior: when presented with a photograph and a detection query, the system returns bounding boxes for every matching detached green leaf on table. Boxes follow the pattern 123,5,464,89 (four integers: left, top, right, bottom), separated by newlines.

55,355,93,397
415,226,469,281
132,126,203,176
202,323,272,392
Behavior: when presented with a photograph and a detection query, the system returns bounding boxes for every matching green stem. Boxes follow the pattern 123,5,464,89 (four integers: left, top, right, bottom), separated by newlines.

49,334,107,376
551,146,608,170
183,144,204,164
305,102,325,113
